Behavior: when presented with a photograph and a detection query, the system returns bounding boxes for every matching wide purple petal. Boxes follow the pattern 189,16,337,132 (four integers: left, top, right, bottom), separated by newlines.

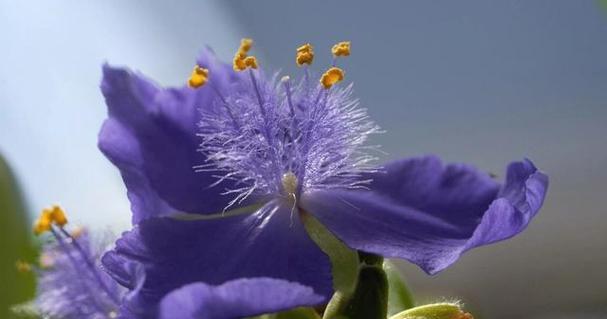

98,48,247,223
301,156,548,274
159,278,324,319
102,200,333,317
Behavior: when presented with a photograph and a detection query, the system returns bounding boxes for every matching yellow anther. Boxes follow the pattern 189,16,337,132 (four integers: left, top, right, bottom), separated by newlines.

320,67,345,89
243,56,258,69
33,205,68,235
332,41,351,57
33,209,52,235
239,38,253,53
15,260,32,273
233,38,259,71
49,205,67,226
296,43,314,66
233,54,247,71
188,65,209,88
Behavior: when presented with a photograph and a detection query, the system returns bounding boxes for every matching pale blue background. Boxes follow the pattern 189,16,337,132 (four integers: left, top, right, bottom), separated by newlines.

1,1,606,318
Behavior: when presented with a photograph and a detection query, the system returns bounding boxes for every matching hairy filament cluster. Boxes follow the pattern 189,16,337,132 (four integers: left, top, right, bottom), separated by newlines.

35,230,121,319
196,68,381,208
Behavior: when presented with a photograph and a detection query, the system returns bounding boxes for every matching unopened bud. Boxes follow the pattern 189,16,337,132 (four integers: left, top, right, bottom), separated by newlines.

389,302,473,319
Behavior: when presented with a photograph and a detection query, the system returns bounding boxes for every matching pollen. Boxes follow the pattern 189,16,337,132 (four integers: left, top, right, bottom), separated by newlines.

320,67,345,89
188,65,209,88
296,43,314,66
332,41,351,57
233,38,259,71
281,172,298,196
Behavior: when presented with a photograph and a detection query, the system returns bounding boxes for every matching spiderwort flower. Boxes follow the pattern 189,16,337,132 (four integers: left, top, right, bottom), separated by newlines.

29,206,138,319
99,39,548,317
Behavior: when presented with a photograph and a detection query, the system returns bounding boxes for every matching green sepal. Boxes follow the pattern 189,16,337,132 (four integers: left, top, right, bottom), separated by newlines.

384,261,415,315
0,154,38,318
324,265,389,319
388,303,469,319
300,212,360,295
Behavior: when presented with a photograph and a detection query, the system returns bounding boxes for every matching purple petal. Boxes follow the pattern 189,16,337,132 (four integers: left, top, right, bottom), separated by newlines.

301,156,548,274
102,200,333,317
159,278,324,319
98,49,247,223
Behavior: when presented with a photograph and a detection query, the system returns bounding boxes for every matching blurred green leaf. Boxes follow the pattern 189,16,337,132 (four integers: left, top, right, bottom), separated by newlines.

0,153,37,318
384,261,415,316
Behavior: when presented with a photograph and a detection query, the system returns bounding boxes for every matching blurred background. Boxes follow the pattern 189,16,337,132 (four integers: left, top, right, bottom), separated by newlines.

1,1,606,318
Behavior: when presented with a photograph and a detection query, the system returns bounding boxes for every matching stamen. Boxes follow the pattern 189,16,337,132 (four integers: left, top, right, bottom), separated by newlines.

296,43,314,66
49,227,110,313
239,38,253,53
243,56,258,69
233,54,247,71
188,65,209,88
332,41,351,57
33,210,52,235
58,227,121,304
281,76,295,116
320,67,345,89
33,205,66,235
49,205,67,227
233,38,259,71
209,83,241,129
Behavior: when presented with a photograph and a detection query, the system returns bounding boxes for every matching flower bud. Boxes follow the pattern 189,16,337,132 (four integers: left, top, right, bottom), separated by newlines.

389,302,473,319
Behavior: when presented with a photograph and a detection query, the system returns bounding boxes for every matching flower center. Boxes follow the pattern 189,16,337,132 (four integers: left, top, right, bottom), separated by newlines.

193,39,380,210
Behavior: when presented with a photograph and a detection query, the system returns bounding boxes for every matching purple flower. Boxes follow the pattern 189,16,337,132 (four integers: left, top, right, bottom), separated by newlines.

99,42,548,318
34,226,137,319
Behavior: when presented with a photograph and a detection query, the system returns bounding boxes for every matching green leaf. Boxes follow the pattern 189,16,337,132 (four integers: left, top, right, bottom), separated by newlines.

384,261,415,316
300,212,359,295
0,153,38,318
388,303,470,319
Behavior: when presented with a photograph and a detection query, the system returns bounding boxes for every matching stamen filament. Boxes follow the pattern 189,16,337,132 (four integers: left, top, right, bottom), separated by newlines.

49,227,110,314
209,82,240,129
248,69,267,118
58,227,121,304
